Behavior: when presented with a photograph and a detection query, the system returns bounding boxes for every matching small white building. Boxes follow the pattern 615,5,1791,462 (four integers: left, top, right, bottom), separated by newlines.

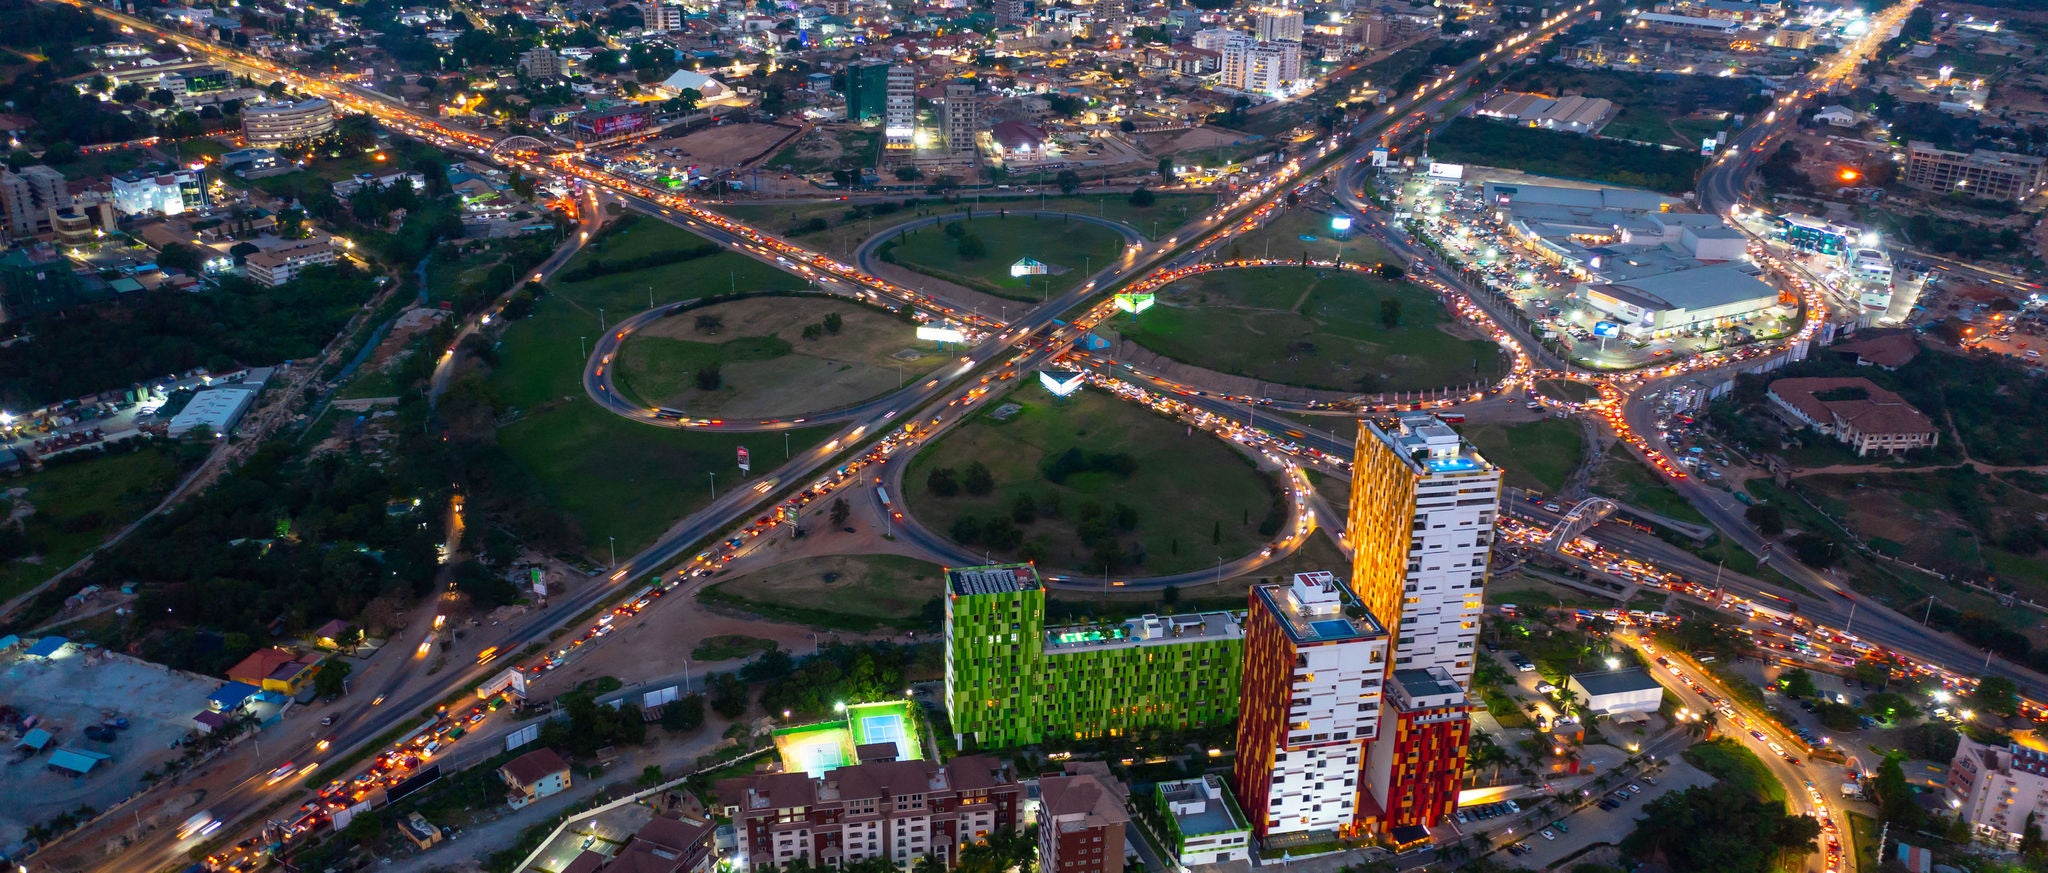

1813,105,1859,128
1156,776,1251,866
167,385,258,438
1566,668,1663,717
244,240,337,288
656,70,732,101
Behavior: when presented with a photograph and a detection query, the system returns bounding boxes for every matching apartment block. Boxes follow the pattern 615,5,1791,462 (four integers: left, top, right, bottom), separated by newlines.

1039,770,1127,873
1232,571,1388,840
716,756,1023,870
1253,5,1304,42
940,81,980,156
242,97,336,146
1363,668,1471,831
943,564,1243,750
1348,412,1500,683
0,165,71,240
1904,140,2047,203
517,46,565,77
1948,734,2048,847
843,59,892,123
244,240,337,287
884,64,917,150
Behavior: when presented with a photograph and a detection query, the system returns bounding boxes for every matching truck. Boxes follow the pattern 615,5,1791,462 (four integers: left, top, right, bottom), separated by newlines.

1748,602,1794,624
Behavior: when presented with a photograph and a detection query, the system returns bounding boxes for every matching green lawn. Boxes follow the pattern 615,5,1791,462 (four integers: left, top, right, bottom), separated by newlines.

1535,379,1600,404
878,214,1129,302
1114,266,1506,393
1593,443,1708,524
0,447,182,601
691,634,778,661
903,383,1280,576
700,554,944,631
495,401,832,556
709,192,1214,258
488,218,807,413
483,217,822,556
1461,418,1586,493
1223,207,1397,268
612,297,942,417
1682,737,1788,808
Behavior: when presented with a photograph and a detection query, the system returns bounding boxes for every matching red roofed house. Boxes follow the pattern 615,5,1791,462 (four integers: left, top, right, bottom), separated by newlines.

501,747,573,809
1765,377,1939,456
226,648,324,695
558,815,718,873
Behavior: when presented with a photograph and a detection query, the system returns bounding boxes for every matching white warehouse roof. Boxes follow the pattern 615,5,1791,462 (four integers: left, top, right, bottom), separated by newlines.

167,386,258,438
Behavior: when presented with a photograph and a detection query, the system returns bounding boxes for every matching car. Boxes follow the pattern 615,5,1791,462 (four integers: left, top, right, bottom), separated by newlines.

1455,811,1469,824
1628,783,1642,793
1598,799,1620,811
1553,821,1569,833
1541,829,1556,841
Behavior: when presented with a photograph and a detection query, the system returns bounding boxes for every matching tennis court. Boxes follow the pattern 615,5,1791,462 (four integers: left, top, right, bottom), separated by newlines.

847,701,922,762
773,723,854,778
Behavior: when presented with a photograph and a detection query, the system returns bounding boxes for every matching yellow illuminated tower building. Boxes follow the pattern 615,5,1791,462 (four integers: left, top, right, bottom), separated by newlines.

1348,412,1502,831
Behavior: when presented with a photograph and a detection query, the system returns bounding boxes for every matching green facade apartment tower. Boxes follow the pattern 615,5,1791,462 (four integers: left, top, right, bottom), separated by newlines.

842,59,892,123
944,563,1244,750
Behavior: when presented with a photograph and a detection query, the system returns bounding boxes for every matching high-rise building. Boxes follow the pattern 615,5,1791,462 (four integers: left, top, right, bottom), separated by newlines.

1363,667,1472,831
1039,769,1129,873
996,0,1029,28
1903,140,2047,203
939,81,979,155
1253,5,1304,42
1348,412,1500,683
0,165,70,240
241,97,336,146
1232,571,1389,840
111,168,205,217
884,64,917,150
1238,41,1302,96
943,564,1243,750
518,46,566,77
1947,734,2048,847
842,59,893,123
643,0,685,30
1348,412,1500,831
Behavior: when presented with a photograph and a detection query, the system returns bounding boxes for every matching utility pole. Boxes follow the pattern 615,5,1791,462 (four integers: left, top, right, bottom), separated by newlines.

708,472,716,499
608,535,616,570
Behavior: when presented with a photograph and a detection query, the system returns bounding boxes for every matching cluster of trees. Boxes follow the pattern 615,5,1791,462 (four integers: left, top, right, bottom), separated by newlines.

1621,782,1821,873
0,264,379,408
557,224,721,281
940,220,989,260
1432,118,1705,195
799,312,844,341
1040,448,1138,483
926,461,996,497
706,642,923,721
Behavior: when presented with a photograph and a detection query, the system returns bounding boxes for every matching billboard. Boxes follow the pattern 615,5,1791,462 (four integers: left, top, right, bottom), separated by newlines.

1427,162,1465,180
1039,370,1085,397
574,107,650,138
1593,321,1622,338
1330,215,1354,232
1700,138,1717,156
1370,147,1390,168
642,685,680,709
916,325,967,343
737,446,750,473
385,765,442,804
506,723,541,752
1113,292,1155,314
477,667,527,700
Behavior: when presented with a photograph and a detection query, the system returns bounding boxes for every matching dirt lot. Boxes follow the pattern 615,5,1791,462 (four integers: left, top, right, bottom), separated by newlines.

646,123,802,170
1136,126,1259,157
618,296,945,417
0,648,222,845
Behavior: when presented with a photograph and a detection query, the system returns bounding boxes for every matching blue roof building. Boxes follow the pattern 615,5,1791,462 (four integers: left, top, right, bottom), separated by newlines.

207,682,261,713
24,636,69,658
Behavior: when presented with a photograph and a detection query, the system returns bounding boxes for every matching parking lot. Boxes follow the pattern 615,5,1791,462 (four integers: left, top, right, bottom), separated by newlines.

0,647,223,847
1491,756,1716,868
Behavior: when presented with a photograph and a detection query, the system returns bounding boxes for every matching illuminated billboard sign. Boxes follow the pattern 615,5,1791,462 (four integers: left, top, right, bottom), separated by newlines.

574,107,650,138
1039,370,1085,397
1330,215,1353,232
916,325,967,343
1010,256,1050,278
1593,321,1622,338
1114,292,1154,314
1426,162,1465,180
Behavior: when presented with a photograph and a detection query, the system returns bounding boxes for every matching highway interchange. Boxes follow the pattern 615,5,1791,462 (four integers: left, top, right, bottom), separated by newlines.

33,1,2047,872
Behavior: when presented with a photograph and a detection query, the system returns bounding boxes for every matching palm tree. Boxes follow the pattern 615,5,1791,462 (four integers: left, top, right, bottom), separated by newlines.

1699,709,1719,739
1684,716,1711,741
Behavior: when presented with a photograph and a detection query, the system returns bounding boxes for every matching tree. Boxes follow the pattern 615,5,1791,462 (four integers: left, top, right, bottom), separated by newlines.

1157,157,1175,183
113,82,147,103
894,165,923,181
927,467,960,497
962,461,994,496
1128,186,1156,207
157,241,206,274
1745,503,1785,536
639,764,666,787
1874,755,1921,830
956,232,987,259
695,365,723,391
829,498,851,528
1972,675,2020,718
660,693,706,732
314,659,352,699
1622,782,1820,873
1379,298,1403,328
1056,169,1082,194
1778,668,1817,699
1787,532,1841,568
276,208,307,241
823,313,843,334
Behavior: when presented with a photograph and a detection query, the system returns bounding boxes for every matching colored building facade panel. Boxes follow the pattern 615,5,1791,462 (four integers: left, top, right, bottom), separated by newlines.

943,564,1046,750
1376,706,1470,828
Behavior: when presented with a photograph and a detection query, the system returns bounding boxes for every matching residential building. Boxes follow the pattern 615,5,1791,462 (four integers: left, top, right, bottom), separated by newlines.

996,0,1029,28
1237,41,1302,96
717,756,1023,870
1362,668,1471,835
940,81,980,156
1566,668,1663,717
560,817,718,873
244,240,337,288
1903,141,2047,203
517,47,565,78
1253,5,1304,42
1039,770,1127,873
111,168,205,217
1232,571,1388,839
885,64,917,151
1349,413,1500,831
0,247,91,322
1947,734,2048,847
1764,377,1939,456
1348,413,1499,683
1155,777,1252,866
224,648,324,695
943,563,1242,750
843,59,893,123
1,165,71,239
643,1,687,32
501,748,573,809
242,97,336,146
